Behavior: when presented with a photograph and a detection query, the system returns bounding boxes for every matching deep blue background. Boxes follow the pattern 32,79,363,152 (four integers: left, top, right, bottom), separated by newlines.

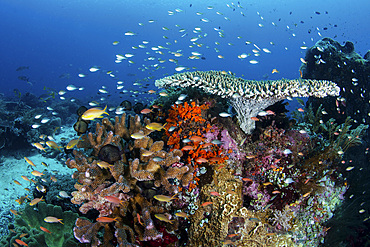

0,0,368,105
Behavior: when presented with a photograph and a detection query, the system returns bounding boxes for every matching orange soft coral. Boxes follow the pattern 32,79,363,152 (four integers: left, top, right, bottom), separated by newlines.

164,101,229,192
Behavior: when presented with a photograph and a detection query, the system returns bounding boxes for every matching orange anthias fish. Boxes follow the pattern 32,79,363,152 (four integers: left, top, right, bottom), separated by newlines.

175,212,188,218
44,216,64,224
96,217,119,223
201,202,213,207
104,196,124,204
32,143,46,152
15,195,29,205
30,196,44,206
15,239,28,246
210,191,220,196
31,170,44,177
140,108,153,114
81,106,109,120
40,226,51,234
195,157,208,163
137,213,144,226
250,117,259,121
24,157,36,167
271,69,279,74
10,209,20,215
190,136,203,142
181,145,194,151
13,180,22,186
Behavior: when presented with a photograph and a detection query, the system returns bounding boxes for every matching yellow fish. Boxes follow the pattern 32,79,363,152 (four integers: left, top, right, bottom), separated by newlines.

44,216,64,224
30,196,44,206
97,161,113,169
154,214,174,224
175,212,188,218
272,69,279,74
81,106,109,120
146,122,166,131
24,157,36,167
153,194,177,202
66,137,81,149
131,132,147,140
32,143,46,152
31,170,44,177
46,141,62,151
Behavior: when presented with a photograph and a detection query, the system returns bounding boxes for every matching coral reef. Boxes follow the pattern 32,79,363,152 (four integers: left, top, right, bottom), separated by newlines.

0,202,80,247
300,38,370,245
155,70,340,133
67,112,190,245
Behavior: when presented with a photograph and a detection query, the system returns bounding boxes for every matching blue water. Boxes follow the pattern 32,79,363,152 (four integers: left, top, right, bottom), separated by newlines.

0,0,368,103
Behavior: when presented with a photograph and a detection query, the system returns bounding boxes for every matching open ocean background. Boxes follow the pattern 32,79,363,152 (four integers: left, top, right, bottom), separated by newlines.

0,0,368,104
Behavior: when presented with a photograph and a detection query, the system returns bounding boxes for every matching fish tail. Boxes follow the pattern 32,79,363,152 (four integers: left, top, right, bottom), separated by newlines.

103,105,109,115
59,219,64,225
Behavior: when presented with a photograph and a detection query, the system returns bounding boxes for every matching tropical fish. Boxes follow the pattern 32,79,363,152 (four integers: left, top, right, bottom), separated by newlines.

31,170,44,177
40,226,51,234
146,122,166,131
30,197,44,206
66,137,81,149
24,157,36,167
44,216,64,224
201,202,213,207
97,161,113,169
96,217,119,223
32,143,46,152
219,112,232,117
46,141,62,151
210,191,220,196
104,195,124,204
175,212,188,218
15,195,29,205
59,191,70,198
154,194,177,202
154,214,174,224
131,132,147,140
81,106,109,120
15,239,28,246
13,180,22,186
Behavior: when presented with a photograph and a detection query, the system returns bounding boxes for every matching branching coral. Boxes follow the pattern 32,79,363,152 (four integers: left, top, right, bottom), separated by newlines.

67,113,188,245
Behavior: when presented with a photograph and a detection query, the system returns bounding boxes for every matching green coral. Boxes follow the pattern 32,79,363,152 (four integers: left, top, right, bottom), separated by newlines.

320,116,368,152
0,202,81,247
293,103,368,152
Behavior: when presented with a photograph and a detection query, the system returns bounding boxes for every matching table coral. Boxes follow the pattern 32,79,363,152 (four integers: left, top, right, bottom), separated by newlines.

156,70,340,134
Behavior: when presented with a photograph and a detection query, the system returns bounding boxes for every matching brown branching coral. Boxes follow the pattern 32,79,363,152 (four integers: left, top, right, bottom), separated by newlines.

74,218,110,246
68,112,188,246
